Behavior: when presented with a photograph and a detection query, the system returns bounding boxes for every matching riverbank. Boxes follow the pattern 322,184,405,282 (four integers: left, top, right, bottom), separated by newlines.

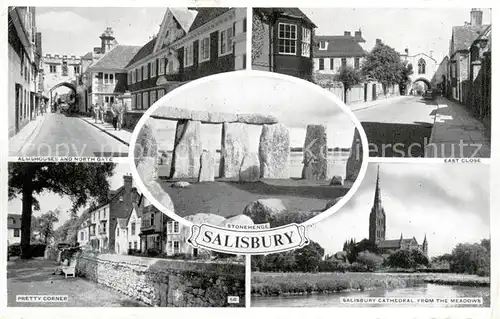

251,272,490,297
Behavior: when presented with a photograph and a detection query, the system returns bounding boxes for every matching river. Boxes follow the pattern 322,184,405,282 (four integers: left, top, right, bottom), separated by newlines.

251,284,490,307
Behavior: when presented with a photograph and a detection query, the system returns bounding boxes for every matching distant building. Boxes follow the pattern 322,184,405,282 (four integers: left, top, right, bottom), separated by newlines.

7,214,22,245
448,8,489,103
8,7,44,138
42,53,81,99
124,7,247,129
313,29,367,75
78,218,91,247
399,49,438,90
368,167,428,256
115,196,144,254
252,8,316,80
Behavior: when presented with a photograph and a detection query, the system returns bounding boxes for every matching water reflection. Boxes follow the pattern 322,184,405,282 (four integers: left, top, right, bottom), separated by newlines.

252,284,490,307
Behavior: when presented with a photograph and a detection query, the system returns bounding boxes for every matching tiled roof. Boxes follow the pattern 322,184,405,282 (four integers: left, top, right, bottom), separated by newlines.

82,51,93,60
126,38,156,68
377,238,418,249
88,44,141,71
116,218,128,229
451,25,489,54
7,214,21,229
314,35,367,58
188,7,232,32
254,8,316,27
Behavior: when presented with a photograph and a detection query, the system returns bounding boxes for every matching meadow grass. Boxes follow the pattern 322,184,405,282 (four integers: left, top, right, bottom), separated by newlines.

251,272,490,296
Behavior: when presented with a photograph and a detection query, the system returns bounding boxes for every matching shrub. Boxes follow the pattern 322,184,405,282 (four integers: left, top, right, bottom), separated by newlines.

357,251,384,271
146,248,160,257
8,244,21,257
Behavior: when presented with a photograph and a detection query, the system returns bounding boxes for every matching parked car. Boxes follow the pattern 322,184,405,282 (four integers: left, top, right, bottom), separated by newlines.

422,89,435,100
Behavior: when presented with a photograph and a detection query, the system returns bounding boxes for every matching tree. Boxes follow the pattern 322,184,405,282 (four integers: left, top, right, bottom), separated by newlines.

37,209,60,244
357,250,384,271
8,163,116,259
361,41,406,93
294,241,325,272
335,65,364,103
399,62,413,95
449,241,490,276
386,249,428,269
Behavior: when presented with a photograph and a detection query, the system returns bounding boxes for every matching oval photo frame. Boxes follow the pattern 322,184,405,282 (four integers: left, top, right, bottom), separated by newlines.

128,70,369,230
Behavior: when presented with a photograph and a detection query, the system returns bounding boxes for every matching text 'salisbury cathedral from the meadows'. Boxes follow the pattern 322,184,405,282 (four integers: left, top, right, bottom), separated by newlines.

369,167,428,256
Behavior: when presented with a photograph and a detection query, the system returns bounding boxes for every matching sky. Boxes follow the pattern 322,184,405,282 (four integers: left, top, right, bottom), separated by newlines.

302,8,492,63
8,163,133,228
36,7,166,56
308,163,490,258
149,73,357,154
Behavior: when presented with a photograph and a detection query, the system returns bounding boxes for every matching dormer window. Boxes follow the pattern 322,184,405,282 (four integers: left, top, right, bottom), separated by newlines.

319,41,327,50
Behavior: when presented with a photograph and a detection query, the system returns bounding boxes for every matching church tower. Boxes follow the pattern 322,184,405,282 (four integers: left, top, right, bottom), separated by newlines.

369,166,386,244
422,234,428,256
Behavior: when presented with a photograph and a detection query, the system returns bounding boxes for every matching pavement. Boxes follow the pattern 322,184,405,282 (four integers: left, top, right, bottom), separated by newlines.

79,115,133,147
10,112,129,157
349,95,411,112
425,97,491,158
7,257,147,307
9,113,47,156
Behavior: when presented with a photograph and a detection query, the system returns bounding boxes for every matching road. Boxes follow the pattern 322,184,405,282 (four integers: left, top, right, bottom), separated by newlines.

353,96,438,157
18,113,129,157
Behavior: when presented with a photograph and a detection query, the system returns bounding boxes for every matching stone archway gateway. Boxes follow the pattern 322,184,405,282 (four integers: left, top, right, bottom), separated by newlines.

412,77,432,92
48,82,77,109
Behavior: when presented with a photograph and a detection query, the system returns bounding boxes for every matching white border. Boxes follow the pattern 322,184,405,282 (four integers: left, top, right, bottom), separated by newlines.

128,69,370,230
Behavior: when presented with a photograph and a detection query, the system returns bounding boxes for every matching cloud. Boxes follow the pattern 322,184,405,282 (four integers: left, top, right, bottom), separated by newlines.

37,11,98,33
310,163,489,257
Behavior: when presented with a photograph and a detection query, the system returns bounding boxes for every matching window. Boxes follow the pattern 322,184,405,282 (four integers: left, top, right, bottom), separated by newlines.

158,89,165,99
319,40,327,50
142,92,149,109
319,58,324,70
81,232,85,240
418,58,426,74
127,71,132,85
150,90,157,105
278,23,297,55
199,36,210,62
104,73,114,84
167,221,180,234
14,229,20,237
341,58,347,68
220,27,233,56
132,70,136,83
355,58,360,68
184,42,194,67
168,241,180,254
62,61,68,76
150,213,155,227
74,66,80,74
142,65,146,81
103,208,106,219
159,57,166,75
137,92,142,109
129,242,132,249
49,65,57,73
131,222,136,235
243,18,247,33
150,59,157,77
173,241,180,254
134,241,138,249
301,27,311,57
330,58,334,70
243,53,246,69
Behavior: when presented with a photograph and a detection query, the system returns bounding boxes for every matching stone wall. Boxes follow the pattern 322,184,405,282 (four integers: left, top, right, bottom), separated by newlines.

76,251,245,307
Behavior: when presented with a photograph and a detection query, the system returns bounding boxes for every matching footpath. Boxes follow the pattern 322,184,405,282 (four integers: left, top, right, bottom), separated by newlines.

79,115,132,146
7,257,147,307
425,97,490,158
9,113,47,156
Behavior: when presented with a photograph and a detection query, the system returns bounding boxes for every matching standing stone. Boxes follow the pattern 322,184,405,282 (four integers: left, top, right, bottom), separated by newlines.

259,124,290,179
302,124,328,180
242,198,287,224
170,120,202,179
239,153,260,182
220,123,249,178
198,150,215,182
345,128,363,184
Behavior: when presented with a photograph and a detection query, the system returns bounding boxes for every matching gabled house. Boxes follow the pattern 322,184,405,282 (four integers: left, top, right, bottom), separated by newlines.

448,9,489,103
313,30,367,75
88,175,140,252
124,7,247,130
7,214,22,245
140,204,166,253
115,194,144,254
252,8,316,80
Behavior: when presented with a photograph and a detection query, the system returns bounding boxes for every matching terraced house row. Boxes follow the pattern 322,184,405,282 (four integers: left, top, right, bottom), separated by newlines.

75,7,247,130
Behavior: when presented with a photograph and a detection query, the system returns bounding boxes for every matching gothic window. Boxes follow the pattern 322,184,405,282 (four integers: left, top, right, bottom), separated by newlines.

62,61,68,76
418,58,426,74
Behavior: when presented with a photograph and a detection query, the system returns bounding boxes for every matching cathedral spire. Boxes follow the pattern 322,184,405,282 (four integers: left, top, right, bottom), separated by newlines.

374,166,382,209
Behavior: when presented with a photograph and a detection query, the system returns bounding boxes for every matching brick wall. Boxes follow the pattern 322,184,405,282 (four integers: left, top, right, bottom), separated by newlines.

75,252,245,307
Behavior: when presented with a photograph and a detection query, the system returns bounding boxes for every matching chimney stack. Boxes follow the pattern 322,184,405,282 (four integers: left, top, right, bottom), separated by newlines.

100,27,116,54
355,30,362,38
470,8,483,27
123,174,133,208
344,31,351,36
